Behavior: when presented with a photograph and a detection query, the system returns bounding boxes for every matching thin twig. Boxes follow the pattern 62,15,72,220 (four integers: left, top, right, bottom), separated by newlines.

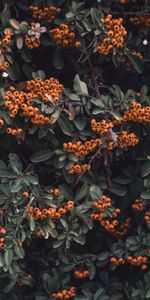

88,57,101,98
73,143,103,188
15,196,34,235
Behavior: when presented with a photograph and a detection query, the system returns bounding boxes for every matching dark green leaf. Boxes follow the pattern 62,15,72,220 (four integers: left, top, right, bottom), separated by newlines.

75,183,88,201
90,185,102,200
30,150,54,163
53,49,64,70
141,161,150,177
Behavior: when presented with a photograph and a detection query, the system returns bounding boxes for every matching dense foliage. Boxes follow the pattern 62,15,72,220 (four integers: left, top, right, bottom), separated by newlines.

0,0,150,299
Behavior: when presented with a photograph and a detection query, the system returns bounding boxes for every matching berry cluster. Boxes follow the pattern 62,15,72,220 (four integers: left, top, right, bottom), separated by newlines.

0,227,6,251
108,131,139,150
118,131,139,149
3,77,63,128
25,35,40,49
51,188,61,197
6,127,23,136
121,102,150,124
51,287,76,299
91,119,113,136
27,201,74,220
63,139,102,158
132,198,145,212
91,196,112,221
50,24,81,48
0,28,12,71
110,257,125,265
130,14,150,27
110,255,148,270
26,77,64,103
119,0,137,4
97,14,127,55
25,22,46,50
132,51,143,60
102,218,131,238
68,164,91,175
29,6,61,22
74,270,89,279
121,51,143,70
91,197,131,238
127,256,148,270
3,85,49,126
144,212,150,224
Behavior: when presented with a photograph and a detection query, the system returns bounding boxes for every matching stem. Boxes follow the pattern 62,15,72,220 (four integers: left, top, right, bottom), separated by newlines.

15,196,34,236
88,57,101,98
73,143,103,188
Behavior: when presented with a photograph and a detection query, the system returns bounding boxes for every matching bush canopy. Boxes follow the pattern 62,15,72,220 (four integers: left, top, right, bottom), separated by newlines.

0,0,150,299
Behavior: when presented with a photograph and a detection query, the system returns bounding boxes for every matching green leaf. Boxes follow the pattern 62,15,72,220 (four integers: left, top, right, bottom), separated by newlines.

108,184,127,196
73,235,85,245
52,239,64,248
94,288,105,300
20,47,32,62
74,116,87,131
59,116,74,136
59,184,73,199
16,36,23,49
2,111,11,125
91,8,101,26
66,11,75,20
90,185,102,200
98,252,109,261
36,296,48,300
1,8,11,25
14,245,25,259
141,190,150,200
37,70,46,80
125,51,144,74
91,98,105,108
89,263,96,279
28,214,35,231
30,150,54,163
74,297,88,300
60,218,68,230
109,85,124,101
110,110,121,120
146,289,150,298
0,169,17,178
82,19,92,32
0,252,4,267
23,63,34,79
53,49,64,70
25,175,39,185
73,75,88,96
92,108,104,114
42,270,60,293
5,249,13,267
69,93,81,101
112,177,132,185
7,61,21,80
9,153,22,175
10,178,23,193
141,161,150,177
75,183,88,201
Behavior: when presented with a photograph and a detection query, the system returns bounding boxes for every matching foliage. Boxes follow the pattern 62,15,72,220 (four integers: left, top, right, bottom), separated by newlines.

0,0,150,299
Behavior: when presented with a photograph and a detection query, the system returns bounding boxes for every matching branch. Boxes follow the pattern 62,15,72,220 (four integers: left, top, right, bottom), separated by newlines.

88,57,101,98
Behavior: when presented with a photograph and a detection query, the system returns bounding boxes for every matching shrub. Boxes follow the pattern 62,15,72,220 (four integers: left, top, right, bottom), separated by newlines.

0,0,150,299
